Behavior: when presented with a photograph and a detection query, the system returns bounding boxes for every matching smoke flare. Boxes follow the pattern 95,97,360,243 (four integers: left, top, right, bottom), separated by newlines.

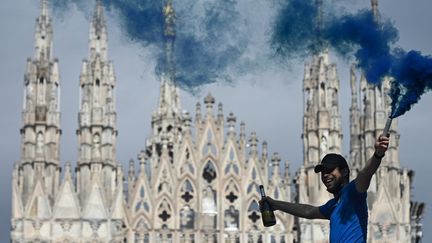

271,0,432,118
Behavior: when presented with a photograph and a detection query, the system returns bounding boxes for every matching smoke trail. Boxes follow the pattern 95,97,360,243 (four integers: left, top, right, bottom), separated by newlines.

270,0,318,60
325,10,398,85
163,0,248,91
51,0,249,92
390,50,432,118
271,0,431,118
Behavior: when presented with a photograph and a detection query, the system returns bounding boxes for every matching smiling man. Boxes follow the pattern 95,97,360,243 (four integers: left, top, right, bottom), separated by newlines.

260,135,390,242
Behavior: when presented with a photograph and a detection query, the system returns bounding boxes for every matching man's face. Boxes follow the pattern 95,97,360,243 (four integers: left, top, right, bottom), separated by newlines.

320,166,344,193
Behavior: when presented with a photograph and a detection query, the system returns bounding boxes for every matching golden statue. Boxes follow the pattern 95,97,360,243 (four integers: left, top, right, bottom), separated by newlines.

163,0,175,37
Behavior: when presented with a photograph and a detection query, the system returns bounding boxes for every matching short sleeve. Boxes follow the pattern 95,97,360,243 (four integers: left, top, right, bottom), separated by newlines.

319,198,337,219
348,181,367,199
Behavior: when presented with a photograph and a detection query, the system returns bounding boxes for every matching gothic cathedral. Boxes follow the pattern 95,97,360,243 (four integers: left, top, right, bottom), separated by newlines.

10,0,423,242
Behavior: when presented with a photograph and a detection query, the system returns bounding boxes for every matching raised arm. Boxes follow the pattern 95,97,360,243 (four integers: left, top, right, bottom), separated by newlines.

355,134,389,193
259,197,326,219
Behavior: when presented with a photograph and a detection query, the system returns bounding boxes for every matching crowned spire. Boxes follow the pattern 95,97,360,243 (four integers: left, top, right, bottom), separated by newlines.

371,0,379,20
163,0,176,79
89,0,108,60
41,0,48,17
156,0,181,116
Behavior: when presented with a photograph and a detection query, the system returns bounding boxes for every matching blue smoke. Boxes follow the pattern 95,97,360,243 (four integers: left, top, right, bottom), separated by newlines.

325,10,398,85
51,0,248,92
390,50,432,117
271,0,432,118
271,0,318,59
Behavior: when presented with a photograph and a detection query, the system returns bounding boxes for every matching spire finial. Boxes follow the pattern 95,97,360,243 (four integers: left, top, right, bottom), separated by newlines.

163,0,176,81
163,0,176,38
371,0,378,19
93,0,106,34
41,0,49,17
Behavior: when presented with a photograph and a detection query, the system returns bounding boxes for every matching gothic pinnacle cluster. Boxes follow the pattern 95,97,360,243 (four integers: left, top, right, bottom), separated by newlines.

294,1,421,242
11,1,293,242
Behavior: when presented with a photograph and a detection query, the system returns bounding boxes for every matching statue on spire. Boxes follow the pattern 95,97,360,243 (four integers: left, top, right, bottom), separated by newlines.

163,0,176,38
162,0,176,82
41,0,49,17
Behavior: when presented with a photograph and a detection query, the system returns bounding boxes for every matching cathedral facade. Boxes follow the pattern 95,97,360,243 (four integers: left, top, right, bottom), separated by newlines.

10,0,423,242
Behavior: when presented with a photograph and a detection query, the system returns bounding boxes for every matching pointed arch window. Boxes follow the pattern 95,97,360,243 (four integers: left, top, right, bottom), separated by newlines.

247,182,259,194
134,201,150,213
180,161,195,175
135,186,150,213
180,180,194,203
202,161,217,184
224,205,239,230
224,182,239,204
96,79,100,86
224,160,239,176
202,130,217,156
223,181,240,231
247,200,260,224
157,200,172,223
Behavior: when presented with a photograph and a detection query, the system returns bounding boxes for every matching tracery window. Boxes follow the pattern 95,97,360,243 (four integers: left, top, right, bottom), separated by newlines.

202,131,217,156
134,186,150,213
201,161,217,228
157,200,172,226
247,200,260,225
180,180,194,203
224,151,239,176
202,161,217,184
247,182,259,194
224,181,240,230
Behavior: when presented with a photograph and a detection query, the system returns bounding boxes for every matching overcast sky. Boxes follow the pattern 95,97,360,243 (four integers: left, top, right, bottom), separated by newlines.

1,0,431,241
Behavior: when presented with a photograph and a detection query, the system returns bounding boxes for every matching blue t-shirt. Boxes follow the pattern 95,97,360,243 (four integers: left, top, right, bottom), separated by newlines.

319,181,368,243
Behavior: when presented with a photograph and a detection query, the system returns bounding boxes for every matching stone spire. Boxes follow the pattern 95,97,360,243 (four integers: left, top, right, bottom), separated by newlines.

147,0,183,165
89,0,108,60
17,0,61,205
33,0,53,61
41,0,48,16
76,0,118,205
156,0,181,116
349,65,363,173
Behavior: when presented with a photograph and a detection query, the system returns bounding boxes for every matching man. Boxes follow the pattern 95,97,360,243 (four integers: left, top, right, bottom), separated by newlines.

260,135,389,242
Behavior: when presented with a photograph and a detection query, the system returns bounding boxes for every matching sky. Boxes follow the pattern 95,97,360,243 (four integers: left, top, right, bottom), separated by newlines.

1,0,431,241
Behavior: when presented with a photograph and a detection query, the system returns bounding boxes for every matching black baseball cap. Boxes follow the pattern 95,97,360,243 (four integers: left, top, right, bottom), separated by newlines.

314,153,349,173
